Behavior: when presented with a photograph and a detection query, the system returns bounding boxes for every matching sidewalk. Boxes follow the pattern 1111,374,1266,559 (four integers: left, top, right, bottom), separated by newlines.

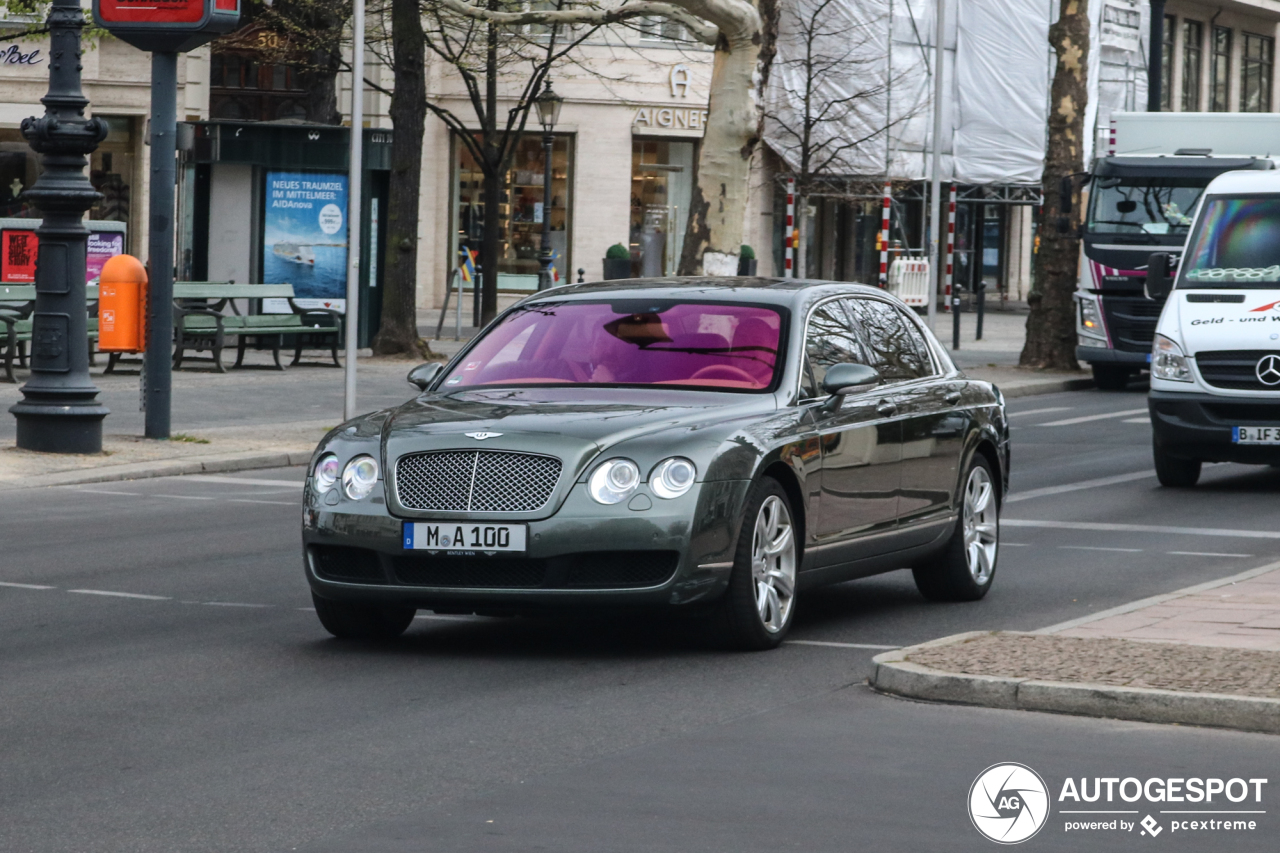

870,562,1280,734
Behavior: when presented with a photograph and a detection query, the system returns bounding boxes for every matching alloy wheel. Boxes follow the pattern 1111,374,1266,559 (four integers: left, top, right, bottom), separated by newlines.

963,466,998,584
751,494,797,633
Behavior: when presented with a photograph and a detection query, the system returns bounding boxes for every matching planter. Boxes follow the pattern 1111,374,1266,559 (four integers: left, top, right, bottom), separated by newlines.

602,258,631,280
737,258,758,276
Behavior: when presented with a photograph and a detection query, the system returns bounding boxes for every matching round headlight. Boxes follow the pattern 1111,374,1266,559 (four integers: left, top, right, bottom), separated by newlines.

589,458,640,504
314,453,339,492
342,455,380,500
650,457,696,499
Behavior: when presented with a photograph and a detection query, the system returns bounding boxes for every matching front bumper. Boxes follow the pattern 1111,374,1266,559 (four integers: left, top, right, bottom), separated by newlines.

1077,344,1150,366
1149,390,1280,463
301,479,751,611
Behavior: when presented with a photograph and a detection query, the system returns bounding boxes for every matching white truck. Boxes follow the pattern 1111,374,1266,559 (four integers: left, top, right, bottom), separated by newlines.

1075,113,1280,389
1146,167,1280,486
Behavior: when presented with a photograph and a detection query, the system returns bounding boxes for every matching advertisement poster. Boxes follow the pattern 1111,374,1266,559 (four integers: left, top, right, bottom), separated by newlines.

1,229,37,283
261,170,348,313
87,231,124,282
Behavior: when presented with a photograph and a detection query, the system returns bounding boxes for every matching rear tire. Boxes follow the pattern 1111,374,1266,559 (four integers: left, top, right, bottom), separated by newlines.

912,456,999,602
712,477,798,651
1153,439,1201,487
312,594,416,640
1092,364,1132,391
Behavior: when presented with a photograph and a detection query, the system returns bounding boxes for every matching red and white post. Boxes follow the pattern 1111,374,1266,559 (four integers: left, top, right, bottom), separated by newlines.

879,180,891,287
944,185,956,311
784,177,795,278
1108,118,1117,156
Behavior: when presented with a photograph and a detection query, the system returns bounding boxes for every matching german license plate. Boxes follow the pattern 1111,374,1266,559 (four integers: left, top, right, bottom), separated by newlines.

1233,426,1280,444
402,522,527,553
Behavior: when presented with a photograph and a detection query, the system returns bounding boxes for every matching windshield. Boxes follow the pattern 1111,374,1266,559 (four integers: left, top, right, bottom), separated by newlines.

1086,176,1209,237
440,301,784,391
1181,196,1280,287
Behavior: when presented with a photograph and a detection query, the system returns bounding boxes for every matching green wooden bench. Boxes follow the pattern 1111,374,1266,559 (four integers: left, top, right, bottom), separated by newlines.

169,282,344,373
1,284,100,383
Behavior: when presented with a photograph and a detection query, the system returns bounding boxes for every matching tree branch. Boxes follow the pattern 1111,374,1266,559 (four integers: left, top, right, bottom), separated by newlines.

432,0,720,45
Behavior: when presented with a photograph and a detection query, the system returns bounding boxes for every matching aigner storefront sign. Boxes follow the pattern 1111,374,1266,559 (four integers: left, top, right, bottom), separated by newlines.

632,106,710,133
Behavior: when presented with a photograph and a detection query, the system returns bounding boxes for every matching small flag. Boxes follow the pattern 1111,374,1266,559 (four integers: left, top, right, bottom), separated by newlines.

458,246,477,283
549,248,561,283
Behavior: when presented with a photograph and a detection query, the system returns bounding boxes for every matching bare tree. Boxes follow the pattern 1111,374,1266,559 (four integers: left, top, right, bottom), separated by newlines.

764,0,903,278
1020,0,1089,371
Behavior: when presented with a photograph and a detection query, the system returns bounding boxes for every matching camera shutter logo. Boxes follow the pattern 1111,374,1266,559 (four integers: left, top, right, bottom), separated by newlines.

1256,354,1280,386
968,763,1050,844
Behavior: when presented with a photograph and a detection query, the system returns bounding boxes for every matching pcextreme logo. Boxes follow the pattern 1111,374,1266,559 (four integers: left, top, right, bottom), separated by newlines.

969,763,1051,844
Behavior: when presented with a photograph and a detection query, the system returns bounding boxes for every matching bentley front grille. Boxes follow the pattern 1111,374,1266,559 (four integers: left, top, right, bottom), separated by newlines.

395,450,562,512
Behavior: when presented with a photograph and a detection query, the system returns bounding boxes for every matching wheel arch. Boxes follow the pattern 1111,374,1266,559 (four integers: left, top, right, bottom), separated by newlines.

760,460,807,560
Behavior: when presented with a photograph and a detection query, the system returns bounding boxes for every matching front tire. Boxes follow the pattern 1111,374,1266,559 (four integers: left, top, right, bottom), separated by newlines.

312,594,416,640
1153,439,1201,487
713,477,798,650
1092,364,1133,391
912,457,999,602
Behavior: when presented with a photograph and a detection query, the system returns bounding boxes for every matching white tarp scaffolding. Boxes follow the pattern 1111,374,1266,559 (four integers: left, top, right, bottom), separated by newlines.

763,0,1150,187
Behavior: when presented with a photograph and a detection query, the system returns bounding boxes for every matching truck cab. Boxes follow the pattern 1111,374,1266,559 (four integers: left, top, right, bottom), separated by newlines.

1075,154,1273,389
1148,169,1280,486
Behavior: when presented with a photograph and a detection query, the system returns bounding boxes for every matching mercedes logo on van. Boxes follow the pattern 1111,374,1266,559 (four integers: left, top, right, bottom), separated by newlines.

1256,355,1280,386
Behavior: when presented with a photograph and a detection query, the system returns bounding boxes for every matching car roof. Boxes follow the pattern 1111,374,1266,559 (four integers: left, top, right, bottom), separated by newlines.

523,276,891,307
1205,168,1280,196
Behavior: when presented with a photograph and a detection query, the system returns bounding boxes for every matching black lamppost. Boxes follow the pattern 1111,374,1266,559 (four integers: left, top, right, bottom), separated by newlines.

534,82,563,291
10,0,109,453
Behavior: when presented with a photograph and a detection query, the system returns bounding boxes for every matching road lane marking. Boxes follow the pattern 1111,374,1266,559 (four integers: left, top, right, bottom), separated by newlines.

181,475,304,487
1008,406,1071,418
1122,417,1150,423
1006,470,1155,503
0,581,55,590
227,499,296,506
1034,558,1280,634
1060,545,1143,553
785,640,899,650
1005,519,1280,539
1167,551,1252,558
67,589,171,600
1036,408,1148,426
151,494,216,501
1004,543,1030,547
64,488,142,496
203,601,274,608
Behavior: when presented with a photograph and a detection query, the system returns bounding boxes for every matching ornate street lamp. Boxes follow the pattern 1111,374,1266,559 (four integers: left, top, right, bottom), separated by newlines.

534,82,563,291
10,0,110,452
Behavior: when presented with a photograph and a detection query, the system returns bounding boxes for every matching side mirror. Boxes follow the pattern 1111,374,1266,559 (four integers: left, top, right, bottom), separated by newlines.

821,363,881,398
1145,253,1173,301
407,362,444,391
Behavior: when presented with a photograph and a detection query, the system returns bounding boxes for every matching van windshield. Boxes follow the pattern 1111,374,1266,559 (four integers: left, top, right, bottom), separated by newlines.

1181,196,1280,287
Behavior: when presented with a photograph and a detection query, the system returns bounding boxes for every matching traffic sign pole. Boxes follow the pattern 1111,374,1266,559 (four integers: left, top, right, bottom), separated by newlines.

144,51,178,438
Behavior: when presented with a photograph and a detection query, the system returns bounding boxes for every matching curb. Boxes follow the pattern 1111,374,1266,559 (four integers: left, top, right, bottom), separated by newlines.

870,632,1280,735
9,447,315,490
992,377,1095,399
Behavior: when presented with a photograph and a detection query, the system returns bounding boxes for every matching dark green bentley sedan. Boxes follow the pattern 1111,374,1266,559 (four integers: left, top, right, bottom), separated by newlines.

302,278,1009,649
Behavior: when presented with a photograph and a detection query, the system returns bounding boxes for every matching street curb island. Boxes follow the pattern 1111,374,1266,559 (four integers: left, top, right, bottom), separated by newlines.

869,632,1280,736
13,448,316,490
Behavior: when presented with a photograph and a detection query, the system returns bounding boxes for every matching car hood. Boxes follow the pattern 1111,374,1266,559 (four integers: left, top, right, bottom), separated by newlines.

1172,290,1280,354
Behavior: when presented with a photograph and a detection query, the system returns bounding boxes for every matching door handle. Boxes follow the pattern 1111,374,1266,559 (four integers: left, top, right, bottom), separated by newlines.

876,400,897,417
944,390,962,405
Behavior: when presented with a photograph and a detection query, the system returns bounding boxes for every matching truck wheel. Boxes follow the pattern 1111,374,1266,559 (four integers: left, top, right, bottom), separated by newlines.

1153,439,1201,487
912,457,999,602
1092,364,1132,391
312,594,416,640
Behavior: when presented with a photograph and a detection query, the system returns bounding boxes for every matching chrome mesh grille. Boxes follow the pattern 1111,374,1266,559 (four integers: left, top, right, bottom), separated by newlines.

395,450,562,512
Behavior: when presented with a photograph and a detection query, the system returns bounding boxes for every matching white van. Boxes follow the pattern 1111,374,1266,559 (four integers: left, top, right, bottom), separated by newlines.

1148,169,1280,486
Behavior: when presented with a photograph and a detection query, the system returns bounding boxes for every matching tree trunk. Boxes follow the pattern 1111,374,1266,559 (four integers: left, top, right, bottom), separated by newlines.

1020,0,1089,370
372,0,427,355
298,44,342,125
678,4,764,276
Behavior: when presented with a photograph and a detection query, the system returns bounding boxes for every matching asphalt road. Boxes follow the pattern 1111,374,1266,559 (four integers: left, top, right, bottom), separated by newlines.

3,384,1280,852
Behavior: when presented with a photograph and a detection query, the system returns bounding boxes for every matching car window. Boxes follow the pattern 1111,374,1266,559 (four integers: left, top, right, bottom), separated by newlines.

849,299,934,382
804,299,870,394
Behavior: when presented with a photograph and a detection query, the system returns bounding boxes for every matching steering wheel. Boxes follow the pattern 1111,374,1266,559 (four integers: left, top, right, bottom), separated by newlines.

689,364,757,383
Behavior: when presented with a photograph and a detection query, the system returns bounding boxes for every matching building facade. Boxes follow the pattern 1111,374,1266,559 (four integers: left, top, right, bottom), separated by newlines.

1160,1,1280,114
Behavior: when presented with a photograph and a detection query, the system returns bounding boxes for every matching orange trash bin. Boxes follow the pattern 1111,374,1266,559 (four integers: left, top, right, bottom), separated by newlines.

98,254,148,353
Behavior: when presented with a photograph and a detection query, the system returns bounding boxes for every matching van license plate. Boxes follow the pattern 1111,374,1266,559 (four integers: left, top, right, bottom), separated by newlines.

403,522,527,553
1233,426,1280,444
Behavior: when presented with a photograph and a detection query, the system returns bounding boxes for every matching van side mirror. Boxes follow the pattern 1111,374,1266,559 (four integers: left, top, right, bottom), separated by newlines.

820,363,881,398
407,362,444,391
1145,253,1174,301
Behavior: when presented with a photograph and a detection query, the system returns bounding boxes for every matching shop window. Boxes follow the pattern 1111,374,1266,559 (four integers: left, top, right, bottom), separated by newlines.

1160,15,1174,111
455,135,572,289
1182,20,1203,111
89,117,135,233
1211,26,1231,112
630,139,695,276
1241,32,1274,113
0,129,40,219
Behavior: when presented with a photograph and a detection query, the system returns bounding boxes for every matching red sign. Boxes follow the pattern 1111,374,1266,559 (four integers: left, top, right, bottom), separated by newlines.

96,0,206,25
1,230,38,283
